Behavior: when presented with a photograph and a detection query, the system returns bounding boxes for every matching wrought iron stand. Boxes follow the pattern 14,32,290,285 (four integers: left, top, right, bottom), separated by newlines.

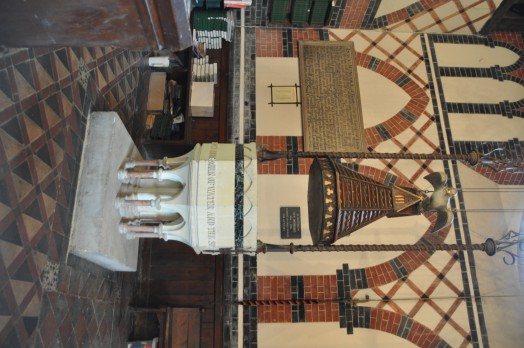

257,230,524,265
257,148,524,174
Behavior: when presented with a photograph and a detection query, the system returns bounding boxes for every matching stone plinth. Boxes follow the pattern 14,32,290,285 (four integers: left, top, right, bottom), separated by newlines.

69,112,140,271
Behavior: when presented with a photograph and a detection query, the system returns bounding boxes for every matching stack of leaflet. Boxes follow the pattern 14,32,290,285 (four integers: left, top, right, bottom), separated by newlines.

224,0,252,8
193,10,234,50
192,55,218,84
193,0,221,8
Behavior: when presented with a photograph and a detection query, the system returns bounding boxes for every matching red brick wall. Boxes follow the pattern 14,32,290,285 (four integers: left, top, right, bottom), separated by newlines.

256,28,284,57
257,135,287,175
472,163,524,185
258,276,292,323
304,275,339,322
386,8,410,25
257,275,339,323
339,0,369,28
291,30,321,57
257,136,313,175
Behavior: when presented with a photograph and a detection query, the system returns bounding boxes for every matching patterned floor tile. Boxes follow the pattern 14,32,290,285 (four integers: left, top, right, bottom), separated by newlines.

41,260,59,292
0,46,149,347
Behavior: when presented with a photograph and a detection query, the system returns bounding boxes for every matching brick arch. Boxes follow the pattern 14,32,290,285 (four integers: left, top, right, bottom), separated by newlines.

355,0,450,30
354,52,430,148
501,74,524,116
343,165,451,289
256,30,431,148
492,33,524,81
492,41,524,74
429,33,524,185
454,35,524,184
352,306,452,347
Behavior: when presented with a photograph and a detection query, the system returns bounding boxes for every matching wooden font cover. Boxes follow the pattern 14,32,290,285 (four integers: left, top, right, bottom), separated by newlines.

298,41,365,152
308,158,424,244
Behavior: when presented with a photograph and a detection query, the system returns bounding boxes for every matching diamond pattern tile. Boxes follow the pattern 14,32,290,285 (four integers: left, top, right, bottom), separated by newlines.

0,46,149,347
329,30,439,185
367,250,471,345
382,0,498,34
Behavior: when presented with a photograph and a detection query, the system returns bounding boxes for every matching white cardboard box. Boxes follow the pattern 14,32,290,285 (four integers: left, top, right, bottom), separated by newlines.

147,72,166,112
190,82,214,117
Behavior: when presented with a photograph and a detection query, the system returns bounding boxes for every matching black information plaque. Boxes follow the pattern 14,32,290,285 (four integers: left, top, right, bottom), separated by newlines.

280,207,301,239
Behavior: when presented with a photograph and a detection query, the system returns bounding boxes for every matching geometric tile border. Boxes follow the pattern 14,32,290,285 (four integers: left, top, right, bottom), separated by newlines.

0,46,148,347
41,260,59,292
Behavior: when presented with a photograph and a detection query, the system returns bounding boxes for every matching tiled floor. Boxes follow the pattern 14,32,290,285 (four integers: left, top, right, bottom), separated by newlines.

0,47,149,347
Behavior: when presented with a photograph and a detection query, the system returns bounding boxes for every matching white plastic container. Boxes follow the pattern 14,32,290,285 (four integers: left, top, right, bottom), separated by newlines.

148,56,169,67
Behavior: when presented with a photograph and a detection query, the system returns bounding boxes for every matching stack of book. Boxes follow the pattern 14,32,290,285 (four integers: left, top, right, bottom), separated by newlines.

148,80,185,140
192,56,218,83
192,10,234,50
149,114,174,139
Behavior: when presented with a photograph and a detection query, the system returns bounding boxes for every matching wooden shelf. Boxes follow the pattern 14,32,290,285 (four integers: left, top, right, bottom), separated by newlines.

140,43,230,159
190,42,230,144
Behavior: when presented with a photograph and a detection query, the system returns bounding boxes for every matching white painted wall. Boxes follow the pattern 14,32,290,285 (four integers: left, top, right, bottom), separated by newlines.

254,28,524,347
259,322,418,348
449,113,524,142
434,44,520,68
257,175,310,245
442,77,524,103
456,163,524,346
358,67,410,128
256,58,302,136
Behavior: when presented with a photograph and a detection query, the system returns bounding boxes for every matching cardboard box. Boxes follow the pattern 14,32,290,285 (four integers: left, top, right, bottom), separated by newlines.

191,82,214,117
147,72,166,112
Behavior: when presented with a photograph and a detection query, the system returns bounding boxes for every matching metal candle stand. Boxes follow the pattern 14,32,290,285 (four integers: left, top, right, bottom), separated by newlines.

255,146,524,263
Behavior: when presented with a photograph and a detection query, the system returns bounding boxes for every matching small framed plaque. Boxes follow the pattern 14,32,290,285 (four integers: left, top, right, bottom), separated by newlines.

280,207,301,239
268,84,301,106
